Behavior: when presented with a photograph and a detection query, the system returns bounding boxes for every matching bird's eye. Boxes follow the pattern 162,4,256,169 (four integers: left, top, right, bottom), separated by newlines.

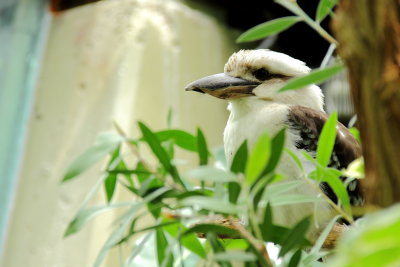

253,68,272,81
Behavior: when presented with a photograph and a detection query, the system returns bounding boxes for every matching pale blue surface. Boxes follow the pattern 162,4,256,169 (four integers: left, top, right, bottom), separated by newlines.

0,0,49,259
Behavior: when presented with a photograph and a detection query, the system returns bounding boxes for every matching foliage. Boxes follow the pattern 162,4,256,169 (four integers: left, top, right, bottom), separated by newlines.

62,110,361,266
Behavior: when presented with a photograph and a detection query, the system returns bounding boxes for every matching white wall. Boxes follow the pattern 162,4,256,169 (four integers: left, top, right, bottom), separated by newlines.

1,0,238,266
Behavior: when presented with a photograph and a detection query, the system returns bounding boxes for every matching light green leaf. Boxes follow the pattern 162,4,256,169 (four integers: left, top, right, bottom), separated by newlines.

156,228,173,267
186,166,237,183
181,196,239,214
342,157,364,179
264,180,306,198
155,129,197,152
64,202,130,237
309,215,341,255
197,128,209,165
317,112,337,167
285,148,304,171
330,204,400,267
237,16,301,43
279,64,344,92
316,0,338,22
246,133,271,184
349,127,361,143
270,194,322,206
214,251,257,262
162,219,206,259
138,122,185,188
62,132,123,182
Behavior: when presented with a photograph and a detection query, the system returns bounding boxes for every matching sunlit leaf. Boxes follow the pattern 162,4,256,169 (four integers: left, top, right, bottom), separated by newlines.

63,132,123,182
237,16,301,42
330,204,400,267
186,166,237,183
260,128,286,177
342,157,364,179
162,219,206,259
181,196,239,214
246,133,271,184
155,129,197,152
279,65,344,92
317,112,337,167
316,0,338,22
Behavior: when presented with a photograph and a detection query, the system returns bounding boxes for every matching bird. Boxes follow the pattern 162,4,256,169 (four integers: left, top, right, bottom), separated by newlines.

185,49,362,240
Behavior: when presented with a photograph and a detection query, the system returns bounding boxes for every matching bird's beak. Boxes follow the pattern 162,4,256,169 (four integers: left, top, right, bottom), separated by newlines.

185,73,260,100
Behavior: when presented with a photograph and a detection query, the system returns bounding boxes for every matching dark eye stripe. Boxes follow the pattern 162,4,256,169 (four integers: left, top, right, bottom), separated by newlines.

252,68,289,81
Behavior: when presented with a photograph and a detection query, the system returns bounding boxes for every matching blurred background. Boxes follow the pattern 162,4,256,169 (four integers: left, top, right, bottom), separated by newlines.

0,0,353,266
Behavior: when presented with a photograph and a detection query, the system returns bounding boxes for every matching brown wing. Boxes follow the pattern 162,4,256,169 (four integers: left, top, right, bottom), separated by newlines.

287,106,363,206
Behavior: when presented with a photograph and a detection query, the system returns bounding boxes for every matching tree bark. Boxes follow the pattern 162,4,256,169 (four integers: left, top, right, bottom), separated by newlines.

333,0,400,207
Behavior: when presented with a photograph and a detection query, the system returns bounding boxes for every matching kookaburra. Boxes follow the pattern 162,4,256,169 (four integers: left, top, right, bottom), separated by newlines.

185,49,362,238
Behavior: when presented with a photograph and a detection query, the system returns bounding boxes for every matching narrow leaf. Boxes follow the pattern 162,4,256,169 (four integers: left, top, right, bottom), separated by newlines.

63,132,123,182
186,166,237,183
279,64,344,92
214,251,257,262
237,16,301,43
155,129,197,152
162,219,206,259
156,229,173,267
317,112,337,167
183,223,240,239
246,133,271,184
64,202,130,237
138,122,185,188
181,196,239,214
288,249,302,267
279,216,311,256
197,128,209,165
259,128,286,177
230,140,248,174
316,0,338,22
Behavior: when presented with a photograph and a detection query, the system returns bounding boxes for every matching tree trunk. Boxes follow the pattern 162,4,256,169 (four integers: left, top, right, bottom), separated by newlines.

333,0,400,206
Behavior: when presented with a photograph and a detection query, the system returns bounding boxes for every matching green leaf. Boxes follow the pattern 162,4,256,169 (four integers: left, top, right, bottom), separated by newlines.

317,112,337,167
342,157,365,179
279,64,344,92
260,128,286,177
138,122,185,188
62,132,123,182
183,223,241,239
156,229,173,267
162,219,206,259
155,129,197,152
285,148,304,171
167,107,173,128
186,166,237,183
349,127,361,143
230,140,248,174
237,16,301,43
279,216,311,256
270,194,322,206
228,182,241,204
104,173,117,203
246,133,271,184
197,128,209,165
214,145,228,170
288,249,302,267
214,251,257,262
64,202,130,237
316,0,338,22
181,196,239,214
330,204,400,267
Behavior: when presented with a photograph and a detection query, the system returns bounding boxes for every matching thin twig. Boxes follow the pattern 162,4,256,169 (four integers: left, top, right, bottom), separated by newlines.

229,216,273,267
